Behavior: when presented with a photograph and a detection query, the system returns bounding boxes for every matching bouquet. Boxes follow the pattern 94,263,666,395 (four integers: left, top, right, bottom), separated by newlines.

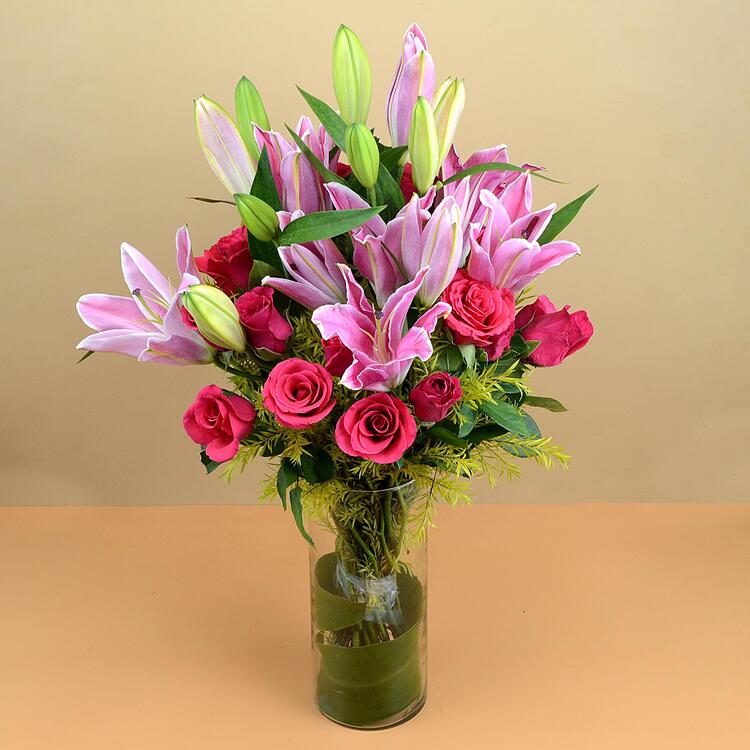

75,23,595,729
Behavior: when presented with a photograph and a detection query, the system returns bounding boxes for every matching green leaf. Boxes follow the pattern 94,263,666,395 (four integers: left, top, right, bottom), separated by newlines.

426,425,468,449
479,396,536,437
467,424,507,445
290,486,314,546
276,459,298,511
457,344,476,370
285,126,346,185
76,350,95,364
278,206,385,245
187,196,236,205
374,163,404,221
250,146,282,211
200,450,222,474
299,448,335,484
442,162,566,186
379,145,408,172
248,259,280,287
297,87,346,150
436,345,464,374
537,185,598,244
456,404,477,438
313,553,366,630
524,395,568,412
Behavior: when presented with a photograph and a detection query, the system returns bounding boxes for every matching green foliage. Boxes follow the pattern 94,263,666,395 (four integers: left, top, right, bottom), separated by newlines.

537,185,598,244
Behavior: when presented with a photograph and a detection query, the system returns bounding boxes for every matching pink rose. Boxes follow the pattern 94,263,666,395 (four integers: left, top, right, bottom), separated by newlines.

235,287,292,354
322,336,354,377
515,295,593,367
335,393,416,464
441,270,515,360
410,372,463,423
195,227,253,295
262,358,335,429
183,385,256,462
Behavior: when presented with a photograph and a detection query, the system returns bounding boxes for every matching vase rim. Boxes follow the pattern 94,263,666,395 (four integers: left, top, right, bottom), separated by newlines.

341,479,416,496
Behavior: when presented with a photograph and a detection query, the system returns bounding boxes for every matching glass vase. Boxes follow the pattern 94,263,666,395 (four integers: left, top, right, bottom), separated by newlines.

308,480,427,729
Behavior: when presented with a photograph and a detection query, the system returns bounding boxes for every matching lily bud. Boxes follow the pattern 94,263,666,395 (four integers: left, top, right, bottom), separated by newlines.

332,25,372,124
408,96,440,196
432,77,465,164
234,77,271,161
345,123,380,189
235,193,280,242
195,96,256,196
182,285,247,353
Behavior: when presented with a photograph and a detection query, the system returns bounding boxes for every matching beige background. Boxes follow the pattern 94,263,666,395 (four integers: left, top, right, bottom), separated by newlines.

1,0,748,504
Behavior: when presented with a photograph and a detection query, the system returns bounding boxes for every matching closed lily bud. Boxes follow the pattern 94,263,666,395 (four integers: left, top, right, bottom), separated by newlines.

408,96,440,196
332,25,372,124
182,285,247,353
235,193,280,242
195,96,256,196
345,123,380,189
432,77,465,164
234,77,271,161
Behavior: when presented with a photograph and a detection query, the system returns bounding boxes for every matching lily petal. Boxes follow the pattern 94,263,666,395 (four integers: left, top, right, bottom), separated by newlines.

76,294,156,332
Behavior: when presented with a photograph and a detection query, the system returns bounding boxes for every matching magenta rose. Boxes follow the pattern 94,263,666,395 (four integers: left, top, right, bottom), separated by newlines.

262,358,335,429
515,295,594,367
441,270,515,360
322,336,354,377
235,287,292,354
335,393,417,464
183,385,256,462
410,372,463,423
195,227,253,295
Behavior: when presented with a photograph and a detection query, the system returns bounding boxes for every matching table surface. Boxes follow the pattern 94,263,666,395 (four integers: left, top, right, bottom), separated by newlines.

1,503,748,749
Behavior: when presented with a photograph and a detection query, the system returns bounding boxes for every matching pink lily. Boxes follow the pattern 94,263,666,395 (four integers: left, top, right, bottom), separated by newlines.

312,266,450,392
330,188,460,307
261,212,348,309
76,228,214,365
466,188,580,292
387,23,436,147
254,117,336,213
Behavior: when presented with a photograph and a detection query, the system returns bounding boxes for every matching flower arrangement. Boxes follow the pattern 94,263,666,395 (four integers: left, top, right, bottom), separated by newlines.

76,22,595,728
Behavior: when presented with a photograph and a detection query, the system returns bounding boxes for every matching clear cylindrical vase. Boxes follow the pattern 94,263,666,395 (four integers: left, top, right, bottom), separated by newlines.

308,480,427,729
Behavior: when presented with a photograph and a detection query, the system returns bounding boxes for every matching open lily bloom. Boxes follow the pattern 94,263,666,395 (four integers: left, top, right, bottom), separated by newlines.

326,184,460,307
312,266,450,392
254,117,336,213
76,227,214,365
466,187,580,292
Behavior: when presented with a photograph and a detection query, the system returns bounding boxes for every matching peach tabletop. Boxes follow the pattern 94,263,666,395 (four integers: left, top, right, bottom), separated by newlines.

1,504,748,749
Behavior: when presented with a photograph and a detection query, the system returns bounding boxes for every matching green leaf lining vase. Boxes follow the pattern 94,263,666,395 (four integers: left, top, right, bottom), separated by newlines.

308,481,428,729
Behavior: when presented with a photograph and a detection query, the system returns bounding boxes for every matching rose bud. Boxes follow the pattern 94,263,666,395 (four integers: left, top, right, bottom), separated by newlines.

262,358,336,429
234,76,270,161
345,123,380,190
410,372,463,423
183,385,256,462
515,295,594,367
322,336,354,377
332,25,372,124
408,96,440,196
182,284,247,352
235,287,292,355
235,193,280,243
335,393,416,464
432,77,465,164
195,227,253,296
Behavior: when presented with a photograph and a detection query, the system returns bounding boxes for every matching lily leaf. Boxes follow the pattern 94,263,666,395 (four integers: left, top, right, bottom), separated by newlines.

524,395,568,412
250,146,282,211
374,162,404,220
379,145,408,172
76,350,95,364
537,185,598,244
286,126,346,185
479,396,536,437
427,425,468,449
442,162,566,186
290,485,314,545
297,87,346,150
187,196,236,205
278,206,385,245
276,458,298,511
248,259,280,287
